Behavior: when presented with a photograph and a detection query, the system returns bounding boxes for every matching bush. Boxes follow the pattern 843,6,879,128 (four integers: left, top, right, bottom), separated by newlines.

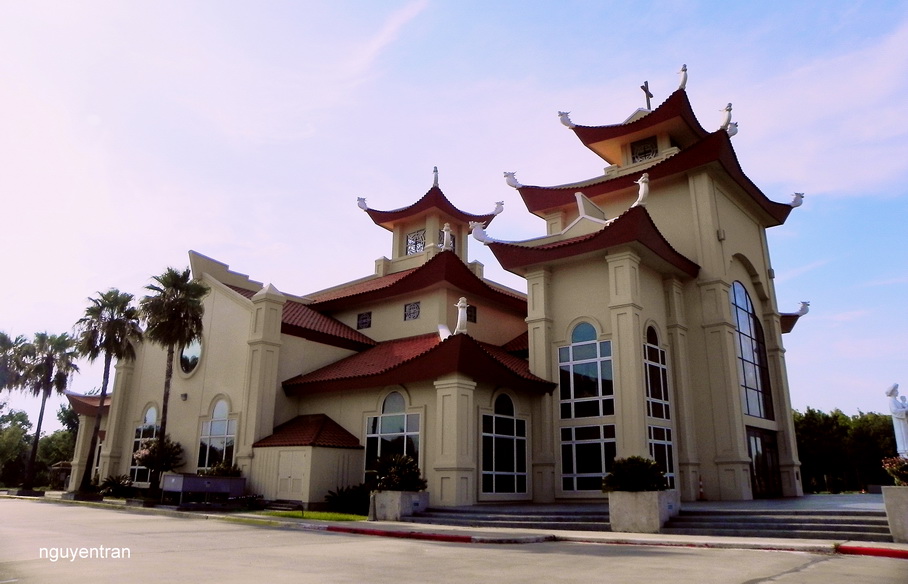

602,456,667,492
99,474,134,498
199,461,242,477
883,457,908,486
374,454,427,492
133,436,183,472
325,483,370,516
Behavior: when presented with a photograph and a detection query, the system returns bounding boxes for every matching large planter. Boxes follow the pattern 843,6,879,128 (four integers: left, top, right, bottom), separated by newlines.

883,486,908,543
369,490,429,521
608,490,680,534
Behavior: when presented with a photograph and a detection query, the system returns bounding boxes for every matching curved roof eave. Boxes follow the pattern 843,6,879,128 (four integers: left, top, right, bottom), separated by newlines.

365,186,498,230
516,131,792,226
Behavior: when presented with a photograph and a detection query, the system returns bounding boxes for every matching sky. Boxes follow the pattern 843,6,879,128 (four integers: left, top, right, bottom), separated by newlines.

1,1,907,434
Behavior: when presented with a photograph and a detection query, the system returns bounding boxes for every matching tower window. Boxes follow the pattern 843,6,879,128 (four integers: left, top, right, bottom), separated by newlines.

404,302,420,321
631,137,658,163
406,229,426,255
357,312,372,330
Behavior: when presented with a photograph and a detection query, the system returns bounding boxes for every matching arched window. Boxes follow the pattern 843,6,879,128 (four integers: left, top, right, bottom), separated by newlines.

130,406,158,484
198,399,236,470
644,326,674,487
558,322,617,492
365,392,420,475
730,282,774,420
481,395,528,494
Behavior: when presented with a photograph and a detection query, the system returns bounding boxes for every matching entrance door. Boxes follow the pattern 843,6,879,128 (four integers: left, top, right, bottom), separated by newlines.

276,450,305,500
747,428,781,498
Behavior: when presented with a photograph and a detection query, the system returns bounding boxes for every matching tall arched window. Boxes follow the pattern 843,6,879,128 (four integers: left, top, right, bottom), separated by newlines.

558,322,617,492
731,282,774,420
365,392,420,475
198,399,236,470
481,395,527,494
644,326,674,488
130,406,158,483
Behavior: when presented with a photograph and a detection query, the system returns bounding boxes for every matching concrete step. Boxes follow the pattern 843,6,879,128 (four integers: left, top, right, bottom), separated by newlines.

401,516,612,531
663,509,892,542
661,527,892,543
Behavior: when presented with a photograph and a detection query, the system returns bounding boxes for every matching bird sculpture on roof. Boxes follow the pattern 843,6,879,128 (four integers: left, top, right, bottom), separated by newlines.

356,197,368,210
631,173,650,208
558,111,576,128
492,201,504,215
726,121,738,138
796,301,810,316
678,64,688,90
469,221,494,244
504,171,522,189
790,192,805,208
720,103,733,130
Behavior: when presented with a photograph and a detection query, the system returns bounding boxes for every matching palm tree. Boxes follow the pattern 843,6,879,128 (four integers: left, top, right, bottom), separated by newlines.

1,331,26,389
16,332,80,492
139,267,208,487
73,289,143,493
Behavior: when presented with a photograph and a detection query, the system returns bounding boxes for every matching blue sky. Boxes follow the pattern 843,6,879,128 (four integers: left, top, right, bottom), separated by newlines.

1,1,906,432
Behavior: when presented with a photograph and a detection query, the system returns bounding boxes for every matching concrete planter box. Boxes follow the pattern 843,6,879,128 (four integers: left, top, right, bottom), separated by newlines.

369,490,429,521
883,486,908,543
608,490,680,534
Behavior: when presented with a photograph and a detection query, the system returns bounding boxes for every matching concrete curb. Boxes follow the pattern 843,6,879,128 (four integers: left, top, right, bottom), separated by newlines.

3,494,905,558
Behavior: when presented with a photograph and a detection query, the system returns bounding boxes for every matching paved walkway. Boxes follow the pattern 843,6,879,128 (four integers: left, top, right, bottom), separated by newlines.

5,492,906,561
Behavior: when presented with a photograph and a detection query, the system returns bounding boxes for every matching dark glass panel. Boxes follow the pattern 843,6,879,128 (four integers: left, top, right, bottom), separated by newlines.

574,400,600,418
495,437,515,472
494,394,515,416
571,322,596,342
575,443,603,474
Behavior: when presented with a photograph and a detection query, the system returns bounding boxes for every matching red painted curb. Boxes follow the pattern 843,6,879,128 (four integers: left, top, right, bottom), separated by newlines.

837,545,908,560
325,525,474,543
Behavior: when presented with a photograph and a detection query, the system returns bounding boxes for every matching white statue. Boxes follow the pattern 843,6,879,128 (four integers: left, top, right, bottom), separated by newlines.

503,171,522,189
441,223,454,251
726,121,738,137
886,384,908,456
790,192,805,208
631,173,649,208
678,64,688,90
454,297,469,335
720,102,733,130
558,111,576,128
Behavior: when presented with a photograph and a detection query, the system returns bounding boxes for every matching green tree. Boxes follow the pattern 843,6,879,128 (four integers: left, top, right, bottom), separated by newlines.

57,403,79,435
0,404,31,487
74,289,143,493
11,333,80,491
139,267,207,487
0,332,26,389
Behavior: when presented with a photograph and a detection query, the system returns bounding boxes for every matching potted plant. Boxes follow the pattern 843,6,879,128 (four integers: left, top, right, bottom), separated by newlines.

368,454,429,521
882,456,908,543
602,456,680,534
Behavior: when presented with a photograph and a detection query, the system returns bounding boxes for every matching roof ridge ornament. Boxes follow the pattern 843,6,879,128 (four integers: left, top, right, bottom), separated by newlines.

469,221,496,244
356,197,368,211
492,201,504,215
678,64,688,90
433,166,439,188
789,192,805,208
719,103,733,131
795,301,810,316
503,171,522,189
631,173,649,208
558,111,576,128
454,297,469,335
726,121,739,137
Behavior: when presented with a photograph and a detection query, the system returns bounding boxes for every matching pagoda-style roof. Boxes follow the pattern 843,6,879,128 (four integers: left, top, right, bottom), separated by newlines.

487,206,699,278
516,130,793,227
364,186,500,230
283,332,555,396
571,89,709,164
65,392,110,417
228,286,376,351
252,414,362,449
307,250,526,313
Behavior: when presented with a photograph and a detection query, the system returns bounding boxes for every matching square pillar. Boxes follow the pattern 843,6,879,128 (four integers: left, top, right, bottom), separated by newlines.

432,373,476,506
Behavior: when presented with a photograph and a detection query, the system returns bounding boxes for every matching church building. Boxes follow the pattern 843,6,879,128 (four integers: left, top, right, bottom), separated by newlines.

68,83,806,506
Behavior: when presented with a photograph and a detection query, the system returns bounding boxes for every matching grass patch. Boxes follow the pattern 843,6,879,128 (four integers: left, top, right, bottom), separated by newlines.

254,510,366,522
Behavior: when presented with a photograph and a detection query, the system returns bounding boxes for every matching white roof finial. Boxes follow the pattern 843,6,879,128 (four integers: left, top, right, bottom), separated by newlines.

433,166,439,188
720,103,733,130
631,173,650,208
558,111,576,128
454,297,469,335
357,197,368,210
503,171,522,189
678,64,688,90
469,221,494,244
492,201,504,215
790,192,805,208
796,301,810,316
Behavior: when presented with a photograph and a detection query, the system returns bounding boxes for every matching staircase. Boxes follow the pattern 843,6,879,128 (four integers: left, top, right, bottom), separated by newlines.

402,504,892,542
401,506,611,532
662,509,892,542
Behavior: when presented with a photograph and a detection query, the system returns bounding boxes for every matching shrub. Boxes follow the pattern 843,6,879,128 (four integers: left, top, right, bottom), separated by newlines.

374,454,427,492
882,457,908,486
99,474,134,498
325,483,371,516
602,456,667,492
133,436,183,472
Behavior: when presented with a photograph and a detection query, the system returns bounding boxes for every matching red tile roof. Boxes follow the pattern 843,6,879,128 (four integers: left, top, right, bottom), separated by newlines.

252,414,362,449
283,332,554,396
228,286,375,351
364,186,500,231
501,331,529,354
65,393,110,417
307,251,526,313
488,206,699,278
516,130,792,227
